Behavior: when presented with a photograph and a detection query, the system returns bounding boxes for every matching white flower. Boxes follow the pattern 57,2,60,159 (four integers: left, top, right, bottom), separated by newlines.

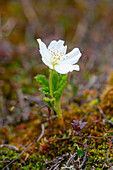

37,39,82,74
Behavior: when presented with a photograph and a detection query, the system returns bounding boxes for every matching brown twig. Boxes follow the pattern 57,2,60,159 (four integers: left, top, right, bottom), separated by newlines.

66,152,77,167
44,154,68,169
18,144,39,156
2,124,44,170
36,124,45,142
101,163,108,170
2,142,34,170
75,135,113,139
104,127,113,133
55,135,113,140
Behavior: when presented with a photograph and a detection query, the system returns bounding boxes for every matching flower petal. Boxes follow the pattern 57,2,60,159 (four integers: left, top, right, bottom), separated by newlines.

60,45,67,55
56,40,65,50
41,57,53,69
48,40,64,50
37,39,53,69
48,40,67,55
55,63,80,74
62,48,82,64
37,39,50,58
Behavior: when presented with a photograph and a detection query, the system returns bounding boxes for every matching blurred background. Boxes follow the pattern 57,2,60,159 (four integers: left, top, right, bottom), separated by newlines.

0,0,113,124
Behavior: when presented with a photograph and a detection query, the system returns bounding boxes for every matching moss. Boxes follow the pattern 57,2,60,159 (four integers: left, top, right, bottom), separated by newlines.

1,73,113,169
100,85,113,116
0,147,46,169
0,147,20,168
0,104,113,169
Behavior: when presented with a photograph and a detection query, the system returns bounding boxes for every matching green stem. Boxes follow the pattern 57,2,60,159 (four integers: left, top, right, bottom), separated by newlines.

49,69,53,98
56,100,62,119
49,69,62,118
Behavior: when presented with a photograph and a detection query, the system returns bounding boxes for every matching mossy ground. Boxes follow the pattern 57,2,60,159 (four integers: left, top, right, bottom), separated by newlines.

1,0,113,169
0,78,113,169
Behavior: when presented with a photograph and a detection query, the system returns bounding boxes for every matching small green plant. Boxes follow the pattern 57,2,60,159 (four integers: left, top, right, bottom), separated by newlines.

35,39,82,118
73,143,84,158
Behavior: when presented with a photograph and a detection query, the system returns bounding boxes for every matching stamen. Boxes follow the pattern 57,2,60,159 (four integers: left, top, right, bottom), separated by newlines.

50,49,65,65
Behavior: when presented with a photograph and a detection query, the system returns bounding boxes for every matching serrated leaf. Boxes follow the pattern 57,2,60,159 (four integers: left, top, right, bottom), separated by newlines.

59,74,67,87
43,97,55,107
39,88,50,96
59,74,67,81
54,84,66,99
43,97,55,102
34,75,49,89
53,74,67,100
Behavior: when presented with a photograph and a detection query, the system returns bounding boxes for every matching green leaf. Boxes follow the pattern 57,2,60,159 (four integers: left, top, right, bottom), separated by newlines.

77,148,84,157
52,70,59,91
35,75,50,96
88,99,99,106
43,97,55,102
53,135,56,139
73,143,78,147
34,75,49,89
63,134,66,138
59,74,67,84
103,133,108,137
43,97,55,107
39,88,50,96
10,106,15,111
72,137,76,140
53,74,67,100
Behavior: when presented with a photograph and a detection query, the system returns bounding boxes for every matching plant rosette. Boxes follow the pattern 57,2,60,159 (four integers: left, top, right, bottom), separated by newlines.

35,39,82,118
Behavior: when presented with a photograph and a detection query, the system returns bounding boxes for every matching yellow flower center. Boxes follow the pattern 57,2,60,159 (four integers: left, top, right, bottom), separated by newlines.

49,49,65,65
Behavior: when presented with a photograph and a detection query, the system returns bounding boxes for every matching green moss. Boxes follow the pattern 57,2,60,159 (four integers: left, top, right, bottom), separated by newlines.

0,147,20,168
1,68,113,169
